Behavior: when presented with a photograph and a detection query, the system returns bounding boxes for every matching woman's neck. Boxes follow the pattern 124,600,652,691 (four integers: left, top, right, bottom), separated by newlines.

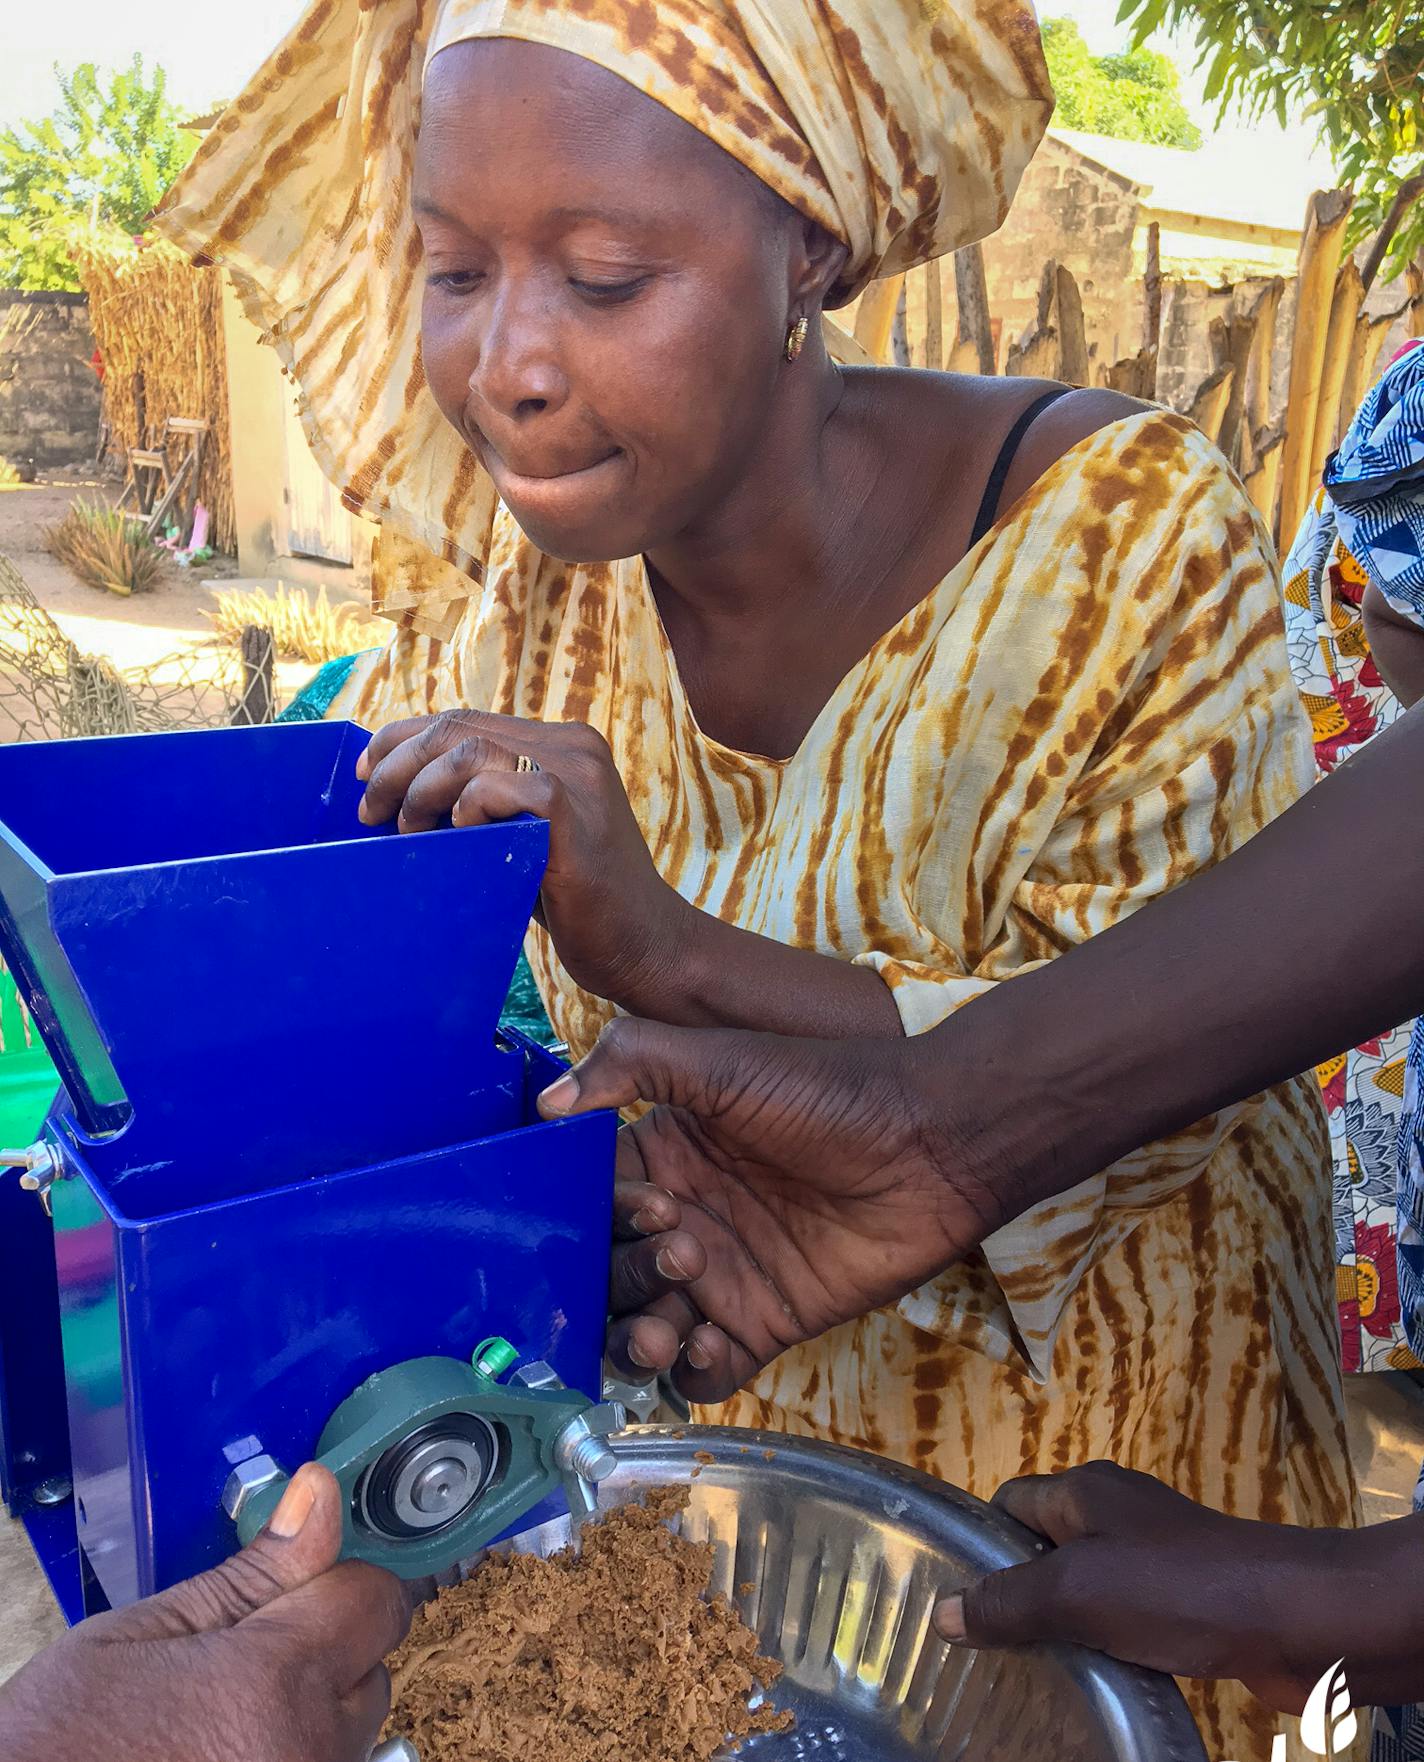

644,345,874,631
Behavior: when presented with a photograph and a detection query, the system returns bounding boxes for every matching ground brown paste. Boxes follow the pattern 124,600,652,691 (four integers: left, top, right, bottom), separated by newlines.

382,1489,793,1761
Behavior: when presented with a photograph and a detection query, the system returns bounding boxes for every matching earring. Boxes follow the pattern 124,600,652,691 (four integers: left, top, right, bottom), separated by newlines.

785,315,810,362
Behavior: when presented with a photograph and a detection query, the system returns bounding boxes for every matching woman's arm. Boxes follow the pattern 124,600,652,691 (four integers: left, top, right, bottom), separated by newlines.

549,699,1424,1399
1363,580,1424,708
947,695,1424,1196
355,710,905,1037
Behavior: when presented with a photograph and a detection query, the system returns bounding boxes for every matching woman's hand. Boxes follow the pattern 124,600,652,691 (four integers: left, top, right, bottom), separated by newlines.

357,710,689,1006
933,1462,1424,1717
0,1464,411,1762
537,1016,1023,1403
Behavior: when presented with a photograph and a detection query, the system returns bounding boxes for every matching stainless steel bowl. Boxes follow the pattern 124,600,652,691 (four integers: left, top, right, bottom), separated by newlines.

472,1426,1205,1762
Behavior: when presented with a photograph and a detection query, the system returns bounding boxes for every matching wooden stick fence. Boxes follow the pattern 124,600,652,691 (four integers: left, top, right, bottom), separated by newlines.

837,179,1424,551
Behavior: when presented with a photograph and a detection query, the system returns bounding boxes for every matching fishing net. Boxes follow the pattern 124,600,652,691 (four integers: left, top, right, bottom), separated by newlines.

0,548,243,741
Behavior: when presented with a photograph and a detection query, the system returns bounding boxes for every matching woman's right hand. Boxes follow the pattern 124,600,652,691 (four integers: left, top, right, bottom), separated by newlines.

356,710,692,1012
537,1016,1023,1403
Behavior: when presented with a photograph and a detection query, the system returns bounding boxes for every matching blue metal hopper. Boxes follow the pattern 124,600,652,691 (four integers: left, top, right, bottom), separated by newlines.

0,722,614,1618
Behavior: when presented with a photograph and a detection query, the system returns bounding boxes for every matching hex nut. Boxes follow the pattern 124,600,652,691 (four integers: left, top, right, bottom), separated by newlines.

221,1454,284,1523
512,1360,563,1392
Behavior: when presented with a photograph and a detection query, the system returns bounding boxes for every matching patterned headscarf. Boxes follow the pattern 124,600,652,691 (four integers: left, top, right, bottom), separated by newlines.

1325,339,1424,615
156,0,1051,635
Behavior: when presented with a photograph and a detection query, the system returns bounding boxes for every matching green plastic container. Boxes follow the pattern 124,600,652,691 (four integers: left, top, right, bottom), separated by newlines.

0,960,58,1146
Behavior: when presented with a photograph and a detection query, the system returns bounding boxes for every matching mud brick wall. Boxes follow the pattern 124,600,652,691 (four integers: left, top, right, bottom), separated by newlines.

980,136,1143,372
0,290,102,471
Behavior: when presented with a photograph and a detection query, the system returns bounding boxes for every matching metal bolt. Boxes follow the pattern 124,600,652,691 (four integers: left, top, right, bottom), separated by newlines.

565,1435,617,1481
471,1337,520,1381
31,1477,71,1507
221,1454,284,1524
2,1143,57,1191
554,1407,625,1485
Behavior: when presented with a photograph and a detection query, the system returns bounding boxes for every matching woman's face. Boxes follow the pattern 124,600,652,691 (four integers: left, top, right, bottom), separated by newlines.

415,41,814,563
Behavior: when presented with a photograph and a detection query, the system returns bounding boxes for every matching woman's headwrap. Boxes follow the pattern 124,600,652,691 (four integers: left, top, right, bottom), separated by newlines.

156,0,1052,637
1325,339,1424,615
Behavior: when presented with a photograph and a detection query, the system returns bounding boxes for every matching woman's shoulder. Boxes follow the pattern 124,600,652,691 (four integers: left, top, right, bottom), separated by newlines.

994,381,1152,495
858,367,1212,533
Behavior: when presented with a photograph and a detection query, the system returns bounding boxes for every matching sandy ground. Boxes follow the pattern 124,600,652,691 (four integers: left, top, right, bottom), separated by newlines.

0,477,356,729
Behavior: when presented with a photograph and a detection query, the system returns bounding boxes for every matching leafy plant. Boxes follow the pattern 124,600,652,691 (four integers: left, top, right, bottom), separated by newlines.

1116,0,1424,277
205,583,379,665
46,500,164,596
1043,17,1202,149
0,57,202,291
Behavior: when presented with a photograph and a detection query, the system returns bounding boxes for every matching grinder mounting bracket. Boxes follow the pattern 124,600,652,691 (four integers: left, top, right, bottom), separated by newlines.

224,1341,625,1577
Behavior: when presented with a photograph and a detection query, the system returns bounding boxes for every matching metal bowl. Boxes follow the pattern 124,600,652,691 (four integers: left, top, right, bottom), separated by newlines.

470,1425,1205,1762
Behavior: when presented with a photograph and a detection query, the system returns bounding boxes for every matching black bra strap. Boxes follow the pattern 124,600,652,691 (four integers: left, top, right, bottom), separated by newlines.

969,387,1074,547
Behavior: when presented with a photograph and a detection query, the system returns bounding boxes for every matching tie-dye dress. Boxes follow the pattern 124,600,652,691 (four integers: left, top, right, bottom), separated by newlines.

332,407,1355,1762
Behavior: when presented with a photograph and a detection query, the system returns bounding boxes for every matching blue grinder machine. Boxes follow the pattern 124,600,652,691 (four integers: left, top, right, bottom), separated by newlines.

0,721,625,1622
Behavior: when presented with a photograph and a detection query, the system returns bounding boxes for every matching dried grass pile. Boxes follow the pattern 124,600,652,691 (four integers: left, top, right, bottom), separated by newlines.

206,582,379,664
46,500,165,597
71,230,235,553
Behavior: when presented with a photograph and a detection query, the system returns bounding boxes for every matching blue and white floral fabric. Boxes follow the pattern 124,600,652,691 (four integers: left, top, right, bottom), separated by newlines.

1326,341,1424,613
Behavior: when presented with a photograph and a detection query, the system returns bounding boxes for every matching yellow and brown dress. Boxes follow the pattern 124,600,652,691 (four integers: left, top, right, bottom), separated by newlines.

153,8,1353,1751
333,408,1355,1759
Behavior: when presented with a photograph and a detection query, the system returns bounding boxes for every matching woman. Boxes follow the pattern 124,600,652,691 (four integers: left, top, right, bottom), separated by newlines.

1279,336,1424,1761
1281,337,1424,1379
158,7,1352,1753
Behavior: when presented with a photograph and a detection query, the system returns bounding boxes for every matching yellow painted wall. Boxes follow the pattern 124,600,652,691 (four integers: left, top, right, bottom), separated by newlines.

219,279,375,597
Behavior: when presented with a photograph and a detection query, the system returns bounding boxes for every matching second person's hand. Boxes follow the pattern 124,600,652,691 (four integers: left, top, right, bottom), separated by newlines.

537,1015,1026,1403
933,1462,1424,1716
0,1463,411,1762
356,709,691,1009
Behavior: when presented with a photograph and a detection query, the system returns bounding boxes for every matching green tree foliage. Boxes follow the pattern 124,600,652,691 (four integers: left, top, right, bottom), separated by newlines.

1116,0,1424,275
1042,18,1202,150
0,57,200,291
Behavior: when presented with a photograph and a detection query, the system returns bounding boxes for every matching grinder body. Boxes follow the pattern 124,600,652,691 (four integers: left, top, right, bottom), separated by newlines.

0,722,616,1620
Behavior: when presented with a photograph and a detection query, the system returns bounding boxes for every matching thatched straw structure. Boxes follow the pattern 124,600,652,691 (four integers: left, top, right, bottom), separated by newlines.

71,231,235,553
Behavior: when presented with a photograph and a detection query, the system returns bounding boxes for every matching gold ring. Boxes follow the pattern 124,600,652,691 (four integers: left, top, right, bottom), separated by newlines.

515,753,541,774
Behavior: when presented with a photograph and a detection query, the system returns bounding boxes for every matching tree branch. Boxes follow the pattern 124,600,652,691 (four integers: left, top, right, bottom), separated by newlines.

1359,170,1424,295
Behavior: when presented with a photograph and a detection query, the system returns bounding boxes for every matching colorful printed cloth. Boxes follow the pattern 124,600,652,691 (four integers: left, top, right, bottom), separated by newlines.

1371,1432,1424,1760
1280,338,1424,1377
1326,342,1424,611
1400,1027,1424,1366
